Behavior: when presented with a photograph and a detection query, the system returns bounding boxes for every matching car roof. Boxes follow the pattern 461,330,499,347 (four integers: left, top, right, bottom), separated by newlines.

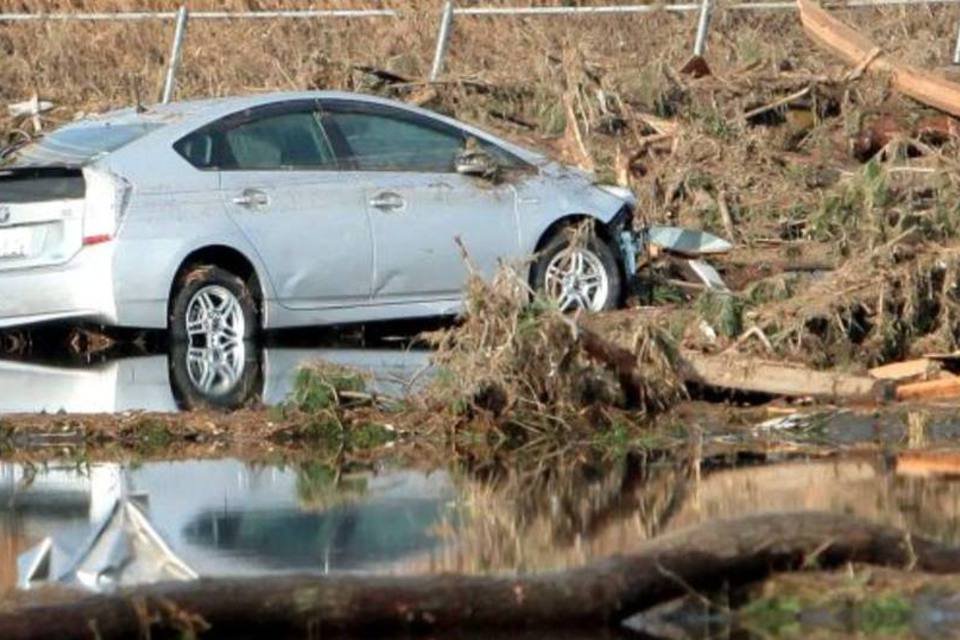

89,91,357,125
78,91,544,164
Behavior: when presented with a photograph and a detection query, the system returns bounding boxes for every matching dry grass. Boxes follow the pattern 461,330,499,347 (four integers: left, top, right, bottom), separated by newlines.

4,2,960,244
423,220,687,434
4,3,960,233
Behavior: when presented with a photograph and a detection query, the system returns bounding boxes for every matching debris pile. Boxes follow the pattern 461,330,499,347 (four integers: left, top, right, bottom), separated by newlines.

426,257,687,431
6,1,960,413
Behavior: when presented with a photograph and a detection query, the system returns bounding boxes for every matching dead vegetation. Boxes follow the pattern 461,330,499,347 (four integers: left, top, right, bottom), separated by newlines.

424,242,687,436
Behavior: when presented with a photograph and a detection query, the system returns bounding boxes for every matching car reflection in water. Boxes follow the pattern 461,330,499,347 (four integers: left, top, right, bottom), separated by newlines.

0,460,456,587
182,468,450,573
0,343,433,414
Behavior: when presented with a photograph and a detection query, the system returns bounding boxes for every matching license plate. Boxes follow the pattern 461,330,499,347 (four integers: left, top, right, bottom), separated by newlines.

0,227,34,260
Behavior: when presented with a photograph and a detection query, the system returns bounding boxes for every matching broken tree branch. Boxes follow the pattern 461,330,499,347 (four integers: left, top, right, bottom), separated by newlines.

743,87,811,122
3,512,960,639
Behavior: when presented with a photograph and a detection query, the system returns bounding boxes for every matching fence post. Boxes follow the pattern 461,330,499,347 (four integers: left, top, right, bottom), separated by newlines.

953,19,960,64
693,0,713,57
429,1,455,82
162,5,189,104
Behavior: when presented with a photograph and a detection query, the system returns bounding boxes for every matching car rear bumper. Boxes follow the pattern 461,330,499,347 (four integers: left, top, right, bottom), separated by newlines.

0,244,116,329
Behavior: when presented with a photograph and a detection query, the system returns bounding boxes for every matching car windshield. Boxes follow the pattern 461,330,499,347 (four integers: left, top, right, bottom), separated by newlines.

1,122,162,168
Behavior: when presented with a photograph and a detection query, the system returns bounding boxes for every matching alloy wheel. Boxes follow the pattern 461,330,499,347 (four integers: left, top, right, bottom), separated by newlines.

544,247,610,312
184,285,247,396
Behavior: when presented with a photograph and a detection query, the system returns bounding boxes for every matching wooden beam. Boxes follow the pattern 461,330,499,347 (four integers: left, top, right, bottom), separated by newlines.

578,326,888,404
896,376,960,401
869,358,940,383
679,352,890,403
896,452,960,478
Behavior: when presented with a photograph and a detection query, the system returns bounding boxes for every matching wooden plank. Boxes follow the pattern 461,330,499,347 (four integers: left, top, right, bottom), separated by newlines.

796,0,886,68
577,326,888,404
896,376,960,401
896,452,960,478
869,358,939,382
679,352,888,403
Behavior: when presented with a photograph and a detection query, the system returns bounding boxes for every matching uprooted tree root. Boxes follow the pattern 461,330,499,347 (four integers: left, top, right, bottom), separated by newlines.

6,512,960,639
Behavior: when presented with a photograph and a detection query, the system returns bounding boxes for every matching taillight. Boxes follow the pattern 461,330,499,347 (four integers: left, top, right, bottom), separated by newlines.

82,234,113,247
81,168,131,246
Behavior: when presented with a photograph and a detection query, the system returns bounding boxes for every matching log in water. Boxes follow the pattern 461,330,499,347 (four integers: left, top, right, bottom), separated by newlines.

3,511,960,639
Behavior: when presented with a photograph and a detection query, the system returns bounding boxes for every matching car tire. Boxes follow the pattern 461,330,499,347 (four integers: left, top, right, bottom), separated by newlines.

531,228,622,312
169,265,257,343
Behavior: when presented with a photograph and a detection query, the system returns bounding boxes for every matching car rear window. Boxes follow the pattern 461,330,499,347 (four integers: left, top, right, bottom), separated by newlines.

1,122,162,168
0,167,86,203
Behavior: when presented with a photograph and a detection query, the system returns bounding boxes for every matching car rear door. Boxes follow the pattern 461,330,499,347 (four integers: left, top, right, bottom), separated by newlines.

319,100,521,304
179,100,373,309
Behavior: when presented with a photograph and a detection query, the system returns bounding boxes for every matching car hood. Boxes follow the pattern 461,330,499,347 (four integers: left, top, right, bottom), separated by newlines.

537,159,593,182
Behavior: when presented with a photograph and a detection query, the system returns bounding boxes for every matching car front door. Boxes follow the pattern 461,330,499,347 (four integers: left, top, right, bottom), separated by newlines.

320,100,521,304
177,101,373,309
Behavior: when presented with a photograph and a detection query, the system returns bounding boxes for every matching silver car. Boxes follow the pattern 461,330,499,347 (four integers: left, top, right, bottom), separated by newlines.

0,91,635,350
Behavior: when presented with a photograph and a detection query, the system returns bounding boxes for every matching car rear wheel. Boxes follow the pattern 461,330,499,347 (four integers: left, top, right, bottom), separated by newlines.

170,265,257,345
532,231,621,312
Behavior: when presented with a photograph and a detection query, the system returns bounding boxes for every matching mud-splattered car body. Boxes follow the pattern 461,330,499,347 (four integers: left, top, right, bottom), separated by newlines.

0,91,634,333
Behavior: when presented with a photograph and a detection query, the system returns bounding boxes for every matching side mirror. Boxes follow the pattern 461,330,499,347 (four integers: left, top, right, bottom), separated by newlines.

455,148,499,179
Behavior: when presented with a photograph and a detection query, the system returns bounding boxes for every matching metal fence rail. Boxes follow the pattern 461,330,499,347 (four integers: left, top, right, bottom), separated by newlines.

0,9,399,21
2,1,960,102
1,0,958,20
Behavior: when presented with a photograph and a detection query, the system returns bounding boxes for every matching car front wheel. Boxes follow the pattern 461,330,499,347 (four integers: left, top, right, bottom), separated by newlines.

532,231,621,312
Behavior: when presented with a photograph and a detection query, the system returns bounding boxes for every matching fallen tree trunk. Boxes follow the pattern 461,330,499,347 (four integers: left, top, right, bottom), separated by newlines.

3,512,960,639
797,0,960,118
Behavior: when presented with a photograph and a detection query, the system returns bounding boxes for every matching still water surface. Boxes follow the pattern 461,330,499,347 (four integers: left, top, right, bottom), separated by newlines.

5,340,960,637
3,452,960,639
0,344,431,414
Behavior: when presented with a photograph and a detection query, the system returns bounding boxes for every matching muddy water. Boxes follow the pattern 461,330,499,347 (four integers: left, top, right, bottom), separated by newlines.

4,451,960,637
0,344,432,413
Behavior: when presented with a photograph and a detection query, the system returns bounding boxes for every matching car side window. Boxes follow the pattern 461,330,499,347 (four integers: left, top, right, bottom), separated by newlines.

175,108,337,171
324,110,464,173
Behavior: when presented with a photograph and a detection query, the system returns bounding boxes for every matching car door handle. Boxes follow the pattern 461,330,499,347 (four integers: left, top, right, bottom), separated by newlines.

369,192,405,212
232,189,270,209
